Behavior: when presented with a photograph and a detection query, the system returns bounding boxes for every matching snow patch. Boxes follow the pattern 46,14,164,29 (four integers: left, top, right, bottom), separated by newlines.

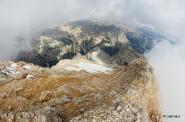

75,62,112,73
52,57,112,74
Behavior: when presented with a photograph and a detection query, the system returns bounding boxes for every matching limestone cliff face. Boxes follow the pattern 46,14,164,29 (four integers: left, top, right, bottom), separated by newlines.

16,20,148,67
0,58,161,122
122,26,165,54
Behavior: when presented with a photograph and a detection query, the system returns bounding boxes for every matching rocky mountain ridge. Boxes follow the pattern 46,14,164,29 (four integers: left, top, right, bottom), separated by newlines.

0,20,162,122
16,20,164,67
0,58,161,122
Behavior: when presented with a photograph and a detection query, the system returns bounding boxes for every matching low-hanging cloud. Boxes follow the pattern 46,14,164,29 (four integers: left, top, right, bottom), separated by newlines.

0,0,185,121
145,41,185,122
0,0,126,59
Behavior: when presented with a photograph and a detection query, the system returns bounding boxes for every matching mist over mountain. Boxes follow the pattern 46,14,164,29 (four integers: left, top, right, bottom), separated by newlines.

1,0,183,59
15,20,166,68
0,0,185,122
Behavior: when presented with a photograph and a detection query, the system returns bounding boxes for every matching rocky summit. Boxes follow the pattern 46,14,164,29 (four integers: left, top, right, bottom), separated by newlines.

0,20,162,122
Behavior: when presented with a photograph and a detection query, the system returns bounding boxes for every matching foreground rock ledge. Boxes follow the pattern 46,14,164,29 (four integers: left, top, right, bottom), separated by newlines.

0,58,161,122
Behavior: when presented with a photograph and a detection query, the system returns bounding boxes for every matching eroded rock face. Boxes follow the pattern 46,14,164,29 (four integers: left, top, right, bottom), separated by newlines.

16,20,153,67
123,27,165,54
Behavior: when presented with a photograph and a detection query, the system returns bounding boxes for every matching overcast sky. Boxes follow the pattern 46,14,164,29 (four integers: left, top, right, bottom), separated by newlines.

0,0,185,121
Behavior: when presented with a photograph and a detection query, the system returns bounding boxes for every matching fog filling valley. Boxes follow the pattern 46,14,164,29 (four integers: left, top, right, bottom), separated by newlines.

0,0,185,121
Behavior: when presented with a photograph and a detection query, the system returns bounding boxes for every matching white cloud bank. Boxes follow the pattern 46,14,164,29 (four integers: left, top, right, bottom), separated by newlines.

0,0,185,121
145,41,185,122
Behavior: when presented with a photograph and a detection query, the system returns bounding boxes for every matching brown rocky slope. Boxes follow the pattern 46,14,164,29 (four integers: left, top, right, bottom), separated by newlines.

0,58,161,122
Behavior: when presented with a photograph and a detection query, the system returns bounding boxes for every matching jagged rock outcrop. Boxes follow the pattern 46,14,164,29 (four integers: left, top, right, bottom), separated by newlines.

125,27,166,54
16,20,158,67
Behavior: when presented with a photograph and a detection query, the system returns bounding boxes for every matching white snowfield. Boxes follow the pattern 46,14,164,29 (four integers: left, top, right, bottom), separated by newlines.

75,62,112,73
52,55,112,73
